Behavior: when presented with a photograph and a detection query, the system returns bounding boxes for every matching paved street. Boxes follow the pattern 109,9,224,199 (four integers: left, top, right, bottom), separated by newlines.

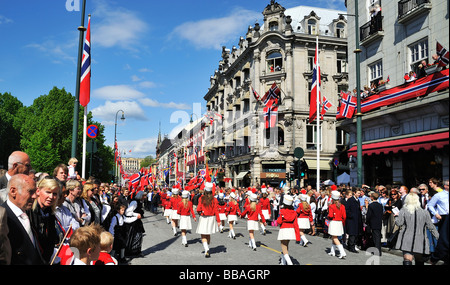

128,209,405,266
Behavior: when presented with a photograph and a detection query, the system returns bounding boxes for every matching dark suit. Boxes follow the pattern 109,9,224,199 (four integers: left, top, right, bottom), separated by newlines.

343,196,363,250
1,202,46,265
366,201,384,256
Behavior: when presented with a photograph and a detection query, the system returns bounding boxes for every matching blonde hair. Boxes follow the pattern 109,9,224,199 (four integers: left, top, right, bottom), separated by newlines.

404,193,421,214
68,157,78,165
81,182,95,200
99,231,114,251
66,179,82,191
70,224,102,255
34,177,61,212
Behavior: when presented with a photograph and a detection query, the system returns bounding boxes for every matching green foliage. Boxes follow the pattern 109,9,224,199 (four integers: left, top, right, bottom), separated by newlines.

140,155,157,168
0,92,24,168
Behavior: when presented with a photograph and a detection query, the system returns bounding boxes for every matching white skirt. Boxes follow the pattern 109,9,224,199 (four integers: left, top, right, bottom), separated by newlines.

163,209,172,217
196,216,218,235
170,210,181,220
247,220,259,231
219,213,227,221
277,228,296,241
261,209,270,220
328,220,344,236
227,214,238,223
297,218,310,229
179,215,192,230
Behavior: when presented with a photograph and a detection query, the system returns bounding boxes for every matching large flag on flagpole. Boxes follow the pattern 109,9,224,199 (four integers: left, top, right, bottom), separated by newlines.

80,15,91,179
309,38,321,124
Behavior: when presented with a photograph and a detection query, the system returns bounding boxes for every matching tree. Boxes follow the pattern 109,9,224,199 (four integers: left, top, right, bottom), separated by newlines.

0,92,24,168
140,155,157,168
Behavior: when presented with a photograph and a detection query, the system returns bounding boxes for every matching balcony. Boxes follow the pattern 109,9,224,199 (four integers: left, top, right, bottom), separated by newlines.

398,0,432,24
360,16,384,46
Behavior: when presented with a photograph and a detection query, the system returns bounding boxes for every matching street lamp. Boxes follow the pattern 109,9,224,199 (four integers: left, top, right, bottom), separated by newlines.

114,110,125,184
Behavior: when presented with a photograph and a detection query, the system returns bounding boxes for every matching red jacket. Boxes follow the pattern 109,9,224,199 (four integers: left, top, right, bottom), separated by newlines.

163,197,171,210
169,196,181,211
240,203,266,224
217,203,227,214
259,197,271,216
197,196,220,223
276,208,300,241
328,203,346,223
296,203,313,222
177,200,196,219
93,252,116,265
226,201,241,216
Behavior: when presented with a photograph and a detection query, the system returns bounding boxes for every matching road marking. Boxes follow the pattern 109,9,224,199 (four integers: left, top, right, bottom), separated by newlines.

259,244,281,254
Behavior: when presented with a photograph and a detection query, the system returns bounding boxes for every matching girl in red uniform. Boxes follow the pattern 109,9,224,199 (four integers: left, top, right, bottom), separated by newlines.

327,191,347,259
217,192,227,233
196,182,220,258
277,195,300,265
177,190,197,247
240,193,266,251
296,194,313,247
259,186,271,235
169,188,181,236
226,191,241,239
163,191,172,224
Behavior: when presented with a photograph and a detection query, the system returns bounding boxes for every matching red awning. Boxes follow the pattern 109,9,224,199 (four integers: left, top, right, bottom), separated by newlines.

347,132,449,157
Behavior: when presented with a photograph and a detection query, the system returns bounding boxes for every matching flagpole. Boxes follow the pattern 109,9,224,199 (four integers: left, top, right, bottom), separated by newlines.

315,36,321,190
82,106,87,179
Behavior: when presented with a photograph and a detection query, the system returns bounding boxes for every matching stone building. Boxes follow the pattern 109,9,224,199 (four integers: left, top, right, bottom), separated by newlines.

203,1,349,188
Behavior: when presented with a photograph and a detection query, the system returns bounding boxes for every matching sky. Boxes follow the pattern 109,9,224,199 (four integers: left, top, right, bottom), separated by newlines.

0,0,346,158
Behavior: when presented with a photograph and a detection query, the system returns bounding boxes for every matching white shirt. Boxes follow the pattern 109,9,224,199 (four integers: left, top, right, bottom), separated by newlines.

6,199,36,246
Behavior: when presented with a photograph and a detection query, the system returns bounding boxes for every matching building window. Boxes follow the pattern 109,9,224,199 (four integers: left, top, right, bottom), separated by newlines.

269,21,278,31
266,51,283,73
336,22,345,38
409,38,428,73
337,58,347,74
369,60,383,85
308,19,317,35
307,124,322,150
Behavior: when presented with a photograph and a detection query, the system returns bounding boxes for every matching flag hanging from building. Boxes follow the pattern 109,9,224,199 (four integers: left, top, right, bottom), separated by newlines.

80,16,91,107
309,43,321,123
264,105,278,129
321,96,333,118
261,83,280,107
436,41,449,67
339,91,357,119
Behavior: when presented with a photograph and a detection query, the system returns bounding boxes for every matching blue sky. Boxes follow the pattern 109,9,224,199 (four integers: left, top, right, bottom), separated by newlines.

0,0,346,158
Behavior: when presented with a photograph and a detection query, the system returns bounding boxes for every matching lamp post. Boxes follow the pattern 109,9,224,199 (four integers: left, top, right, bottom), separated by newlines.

354,1,363,187
114,110,125,184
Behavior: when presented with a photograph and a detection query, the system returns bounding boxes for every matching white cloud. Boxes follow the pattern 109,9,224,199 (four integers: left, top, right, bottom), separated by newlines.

93,1,149,51
92,85,145,101
91,100,148,121
0,15,13,24
170,8,260,50
117,137,158,158
25,34,78,64
139,98,190,110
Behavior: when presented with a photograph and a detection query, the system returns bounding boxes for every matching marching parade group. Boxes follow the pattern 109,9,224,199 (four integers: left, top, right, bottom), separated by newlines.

1,151,448,266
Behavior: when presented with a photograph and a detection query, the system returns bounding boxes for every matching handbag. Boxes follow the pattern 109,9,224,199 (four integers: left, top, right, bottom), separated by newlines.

387,229,399,249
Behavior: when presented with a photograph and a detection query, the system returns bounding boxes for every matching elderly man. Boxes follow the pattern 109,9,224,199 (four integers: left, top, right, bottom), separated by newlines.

0,174,45,265
0,151,32,203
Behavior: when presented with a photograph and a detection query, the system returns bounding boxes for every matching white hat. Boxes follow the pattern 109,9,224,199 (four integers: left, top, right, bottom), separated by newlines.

283,195,294,206
172,188,179,195
299,194,308,201
218,192,224,199
230,192,236,199
204,182,214,192
331,190,340,200
261,187,267,194
181,190,189,198
249,193,258,202
283,186,290,194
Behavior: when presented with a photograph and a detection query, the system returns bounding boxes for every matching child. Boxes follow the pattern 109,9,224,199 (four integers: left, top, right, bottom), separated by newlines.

226,191,241,239
217,192,227,233
69,224,102,265
109,204,138,264
327,191,347,259
259,186,271,235
163,191,172,224
93,231,117,265
170,188,182,236
240,193,266,251
67,157,78,180
196,182,220,258
277,195,300,265
177,190,197,247
296,194,313,247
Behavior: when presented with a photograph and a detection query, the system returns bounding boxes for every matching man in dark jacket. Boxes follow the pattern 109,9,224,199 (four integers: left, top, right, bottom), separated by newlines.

343,189,363,253
366,192,384,256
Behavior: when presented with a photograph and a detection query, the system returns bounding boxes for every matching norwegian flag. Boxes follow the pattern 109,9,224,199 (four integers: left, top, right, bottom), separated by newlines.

436,41,449,67
261,83,280,107
56,226,74,265
264,105,278,129
321,96,333,118
309,42,321,123
80,16,91,107
339,91,357,119
252,86,261,101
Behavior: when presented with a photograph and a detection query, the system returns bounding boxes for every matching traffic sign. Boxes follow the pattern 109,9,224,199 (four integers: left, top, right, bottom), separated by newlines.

294,147,304,159
87,125,98,138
